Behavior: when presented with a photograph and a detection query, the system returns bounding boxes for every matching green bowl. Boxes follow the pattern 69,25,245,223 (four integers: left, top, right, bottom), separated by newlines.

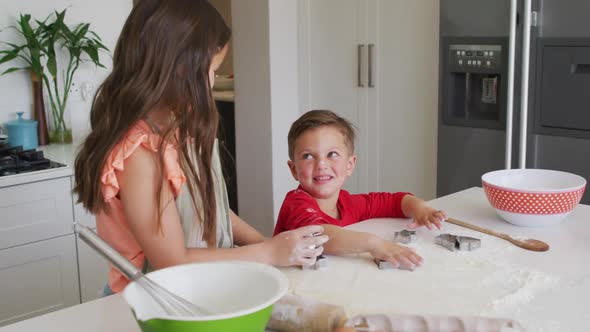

123,261,288,332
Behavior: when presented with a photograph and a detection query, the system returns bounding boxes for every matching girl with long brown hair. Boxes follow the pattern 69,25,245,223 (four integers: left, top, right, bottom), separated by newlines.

74,0,327,295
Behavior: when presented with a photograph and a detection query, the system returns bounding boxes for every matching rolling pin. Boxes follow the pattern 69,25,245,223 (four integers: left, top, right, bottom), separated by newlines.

268,293,348,332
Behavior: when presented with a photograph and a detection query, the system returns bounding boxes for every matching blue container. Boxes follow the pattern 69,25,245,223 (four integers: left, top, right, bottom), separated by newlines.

5,112,38,150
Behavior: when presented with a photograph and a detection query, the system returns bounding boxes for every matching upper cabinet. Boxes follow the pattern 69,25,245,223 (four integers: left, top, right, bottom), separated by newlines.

297,0,439,198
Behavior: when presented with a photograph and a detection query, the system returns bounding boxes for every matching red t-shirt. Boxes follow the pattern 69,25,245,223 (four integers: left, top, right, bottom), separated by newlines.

273,187,411,235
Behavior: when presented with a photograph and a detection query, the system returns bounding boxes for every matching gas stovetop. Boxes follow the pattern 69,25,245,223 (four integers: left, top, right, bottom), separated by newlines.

0,145,66,177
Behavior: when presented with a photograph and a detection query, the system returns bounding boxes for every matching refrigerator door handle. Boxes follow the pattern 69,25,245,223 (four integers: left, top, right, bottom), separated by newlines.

505,0,518,169
518,0,533,169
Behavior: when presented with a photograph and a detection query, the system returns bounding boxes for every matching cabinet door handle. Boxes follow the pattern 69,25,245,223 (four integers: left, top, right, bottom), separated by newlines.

368,43,375,88
358,44,364,87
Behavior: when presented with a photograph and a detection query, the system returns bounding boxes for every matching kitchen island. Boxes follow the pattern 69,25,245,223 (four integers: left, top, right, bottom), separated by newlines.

1,187,588,331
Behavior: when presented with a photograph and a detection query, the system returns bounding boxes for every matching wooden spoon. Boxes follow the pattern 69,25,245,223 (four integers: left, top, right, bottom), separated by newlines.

446,217,550,252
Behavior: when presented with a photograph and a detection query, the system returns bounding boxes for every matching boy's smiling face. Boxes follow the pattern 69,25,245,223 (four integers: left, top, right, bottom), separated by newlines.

288,126,357,201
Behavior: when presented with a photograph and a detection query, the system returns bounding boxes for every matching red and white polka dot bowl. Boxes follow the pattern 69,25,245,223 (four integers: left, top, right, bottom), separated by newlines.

482,169,586,227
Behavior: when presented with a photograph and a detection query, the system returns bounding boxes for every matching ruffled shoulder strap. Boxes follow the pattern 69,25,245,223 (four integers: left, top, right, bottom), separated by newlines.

100,120,186,203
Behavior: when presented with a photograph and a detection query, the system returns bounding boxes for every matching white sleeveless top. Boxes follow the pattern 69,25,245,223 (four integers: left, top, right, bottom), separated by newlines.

176,140,234,249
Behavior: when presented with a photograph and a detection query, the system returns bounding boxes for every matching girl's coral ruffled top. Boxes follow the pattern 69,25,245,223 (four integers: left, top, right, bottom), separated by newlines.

96,120,186,293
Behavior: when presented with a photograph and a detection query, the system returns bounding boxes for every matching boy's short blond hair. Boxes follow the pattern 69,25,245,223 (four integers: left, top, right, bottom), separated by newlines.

288,110,356,160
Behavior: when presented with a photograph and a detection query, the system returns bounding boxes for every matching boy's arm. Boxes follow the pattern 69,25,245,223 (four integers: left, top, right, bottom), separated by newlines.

351,192,447,230
322,224,423,268
401,195,447,230
321,224,377,255
352,191,409,221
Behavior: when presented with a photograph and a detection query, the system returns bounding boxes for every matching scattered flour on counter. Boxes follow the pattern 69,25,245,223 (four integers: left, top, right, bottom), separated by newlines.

281,228,561,331
485,269,558,311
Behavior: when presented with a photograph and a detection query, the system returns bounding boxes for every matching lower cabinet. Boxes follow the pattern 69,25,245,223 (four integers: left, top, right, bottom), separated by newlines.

73,189,110,303
0,234,80,326
0,175,109,327
76,227,109,302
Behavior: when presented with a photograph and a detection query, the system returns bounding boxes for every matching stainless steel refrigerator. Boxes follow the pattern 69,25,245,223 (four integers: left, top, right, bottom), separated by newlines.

437,0,590,203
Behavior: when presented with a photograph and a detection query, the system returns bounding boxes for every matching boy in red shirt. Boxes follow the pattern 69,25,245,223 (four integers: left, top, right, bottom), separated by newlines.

274,110,447,270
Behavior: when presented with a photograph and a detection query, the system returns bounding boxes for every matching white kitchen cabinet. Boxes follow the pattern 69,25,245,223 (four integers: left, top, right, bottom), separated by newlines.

0,176,79,327
36,144,109,304
298,0,439,198
72,187,109,303
0,177,74,249
76,227,109,302
0,172,109,327
73,193,96,228
298,0,368,194
0,234,80,327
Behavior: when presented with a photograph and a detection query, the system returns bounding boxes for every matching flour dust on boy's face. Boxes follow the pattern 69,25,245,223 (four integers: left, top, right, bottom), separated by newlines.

288,126,357,201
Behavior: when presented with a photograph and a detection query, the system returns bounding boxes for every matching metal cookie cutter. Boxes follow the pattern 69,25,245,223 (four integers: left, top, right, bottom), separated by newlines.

306,231,324,250
302,254,327,270
374,258,415,271
394,229,417,244
436,234,481,251
301,232,327,270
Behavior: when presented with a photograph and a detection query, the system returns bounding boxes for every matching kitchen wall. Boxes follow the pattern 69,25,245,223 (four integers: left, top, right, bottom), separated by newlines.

232,0,300,235
0,0,132,142
209,0,233,76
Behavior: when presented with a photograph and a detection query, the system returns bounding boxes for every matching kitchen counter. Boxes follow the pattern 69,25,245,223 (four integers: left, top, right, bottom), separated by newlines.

1,187,588,331
39,143,79,166
0,143,76,188
283,188,590,331
0,295,138,332
0,143,79,188
213,90,234,102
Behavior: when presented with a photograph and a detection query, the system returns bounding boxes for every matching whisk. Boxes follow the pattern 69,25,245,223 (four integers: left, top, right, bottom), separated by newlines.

77,224,210,317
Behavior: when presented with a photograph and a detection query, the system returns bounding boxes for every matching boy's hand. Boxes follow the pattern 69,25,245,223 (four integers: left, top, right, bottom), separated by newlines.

407,206,447,230
369,236,423,270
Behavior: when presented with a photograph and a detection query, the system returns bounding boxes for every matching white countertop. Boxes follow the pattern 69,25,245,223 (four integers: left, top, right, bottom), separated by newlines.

289,187,590,331
0,295,138,332
1,187,588,331
39,143,79,166
213,90,234,102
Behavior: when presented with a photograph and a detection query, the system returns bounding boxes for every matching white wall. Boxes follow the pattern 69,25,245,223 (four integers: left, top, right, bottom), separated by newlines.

209,0,233,76
0,0,132,141
232,0,299,236
268,1,301,226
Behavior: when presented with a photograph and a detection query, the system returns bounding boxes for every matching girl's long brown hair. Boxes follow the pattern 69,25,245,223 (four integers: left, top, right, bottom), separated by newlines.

74,0,230,246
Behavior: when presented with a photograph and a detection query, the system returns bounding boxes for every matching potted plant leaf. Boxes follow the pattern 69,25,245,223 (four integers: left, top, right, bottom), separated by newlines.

0,13,50,145
39,9,109,143
0,9,109,144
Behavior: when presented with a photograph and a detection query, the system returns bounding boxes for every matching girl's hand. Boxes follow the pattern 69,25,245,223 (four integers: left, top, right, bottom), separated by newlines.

267,225,329,267
369,236,423,270
407,206,447,230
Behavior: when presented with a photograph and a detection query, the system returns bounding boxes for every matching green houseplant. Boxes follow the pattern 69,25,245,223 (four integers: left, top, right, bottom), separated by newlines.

40,9,109,143
0,9,109,143
0,13,50,144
